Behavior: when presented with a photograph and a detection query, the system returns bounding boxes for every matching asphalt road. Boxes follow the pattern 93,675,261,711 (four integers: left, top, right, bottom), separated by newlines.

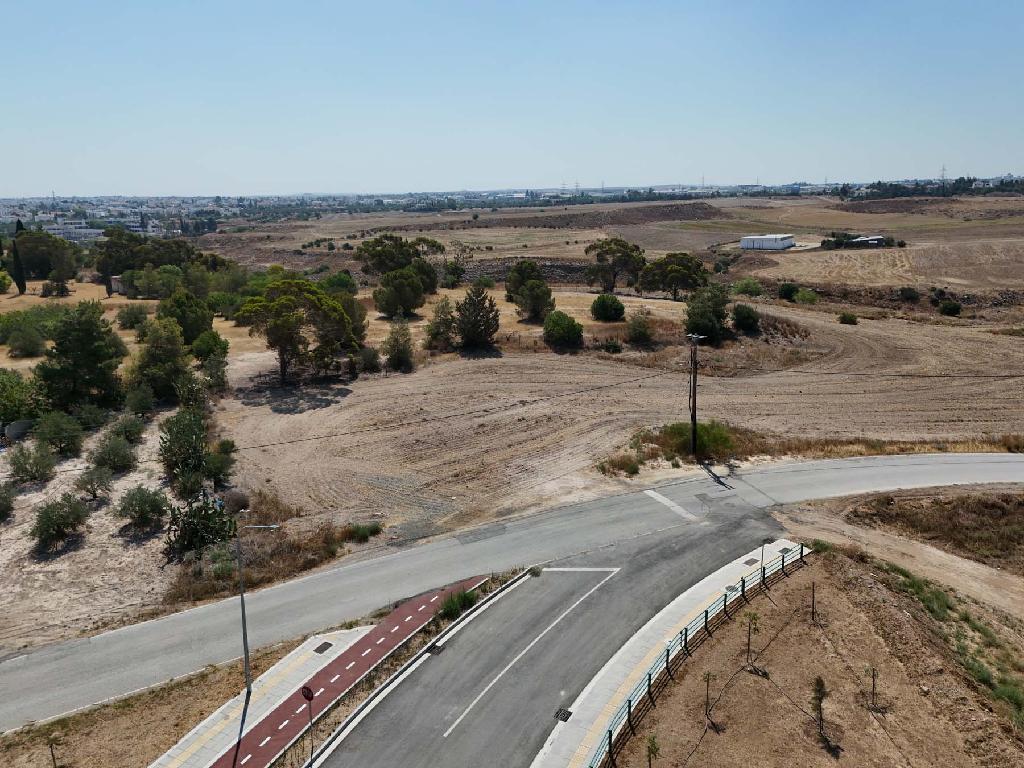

2,454,1022,733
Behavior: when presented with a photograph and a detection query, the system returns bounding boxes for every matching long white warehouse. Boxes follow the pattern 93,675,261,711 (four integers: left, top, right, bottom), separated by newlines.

740,233,795,250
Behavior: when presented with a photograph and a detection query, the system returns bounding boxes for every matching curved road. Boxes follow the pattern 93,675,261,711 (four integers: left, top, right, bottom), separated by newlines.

1,453,1021,733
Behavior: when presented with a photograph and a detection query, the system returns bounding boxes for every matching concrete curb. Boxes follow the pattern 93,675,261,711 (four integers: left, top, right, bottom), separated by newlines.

308,568,534,767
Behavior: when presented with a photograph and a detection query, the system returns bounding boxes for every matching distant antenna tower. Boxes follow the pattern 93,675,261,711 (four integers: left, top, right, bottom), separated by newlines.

941,164,948,195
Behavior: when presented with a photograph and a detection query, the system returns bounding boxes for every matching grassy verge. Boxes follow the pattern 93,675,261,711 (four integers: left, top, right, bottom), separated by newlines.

598,419,1024,476
846,492,1024,576
166,491,385,604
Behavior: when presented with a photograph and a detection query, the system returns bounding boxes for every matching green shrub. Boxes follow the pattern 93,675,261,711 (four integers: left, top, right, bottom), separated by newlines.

124,384,156,417
7,326,46,357
34,411,85,457
424,296,457,351
602,338,623,353
71,402,109,430
658,420,735,461
9,442,57,483
159,408,207,490
898,286,921,302
74,465,114,501
349,522,382,543
439,590,478,621
732,303,760,334
0,482,15,522
543,310,583,348
778,283,799,301
191,329,229,362
794,288,819,304
838,312,858,325
513,279,555,321
359,346,381,373
732,277,763,296
938,299,962,317
626,311,653,345
204,449,236,489
116,486,172,528
31,493,88,549
382,319,415,372
591,294,625,322
686,285,729,342
110,414,146,444
0,368,41,424
202,352,228,392
473,276,496,289
0,270,11,294
456,285,501,348
116,303,151,330
166,494,236,557
90,434,137,474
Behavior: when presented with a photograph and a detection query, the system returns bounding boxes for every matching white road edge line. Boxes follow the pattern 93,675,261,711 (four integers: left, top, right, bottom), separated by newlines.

442,568,620,738
311,654,431,766
542,567,620,572
643,489,698,521
436,569,532,648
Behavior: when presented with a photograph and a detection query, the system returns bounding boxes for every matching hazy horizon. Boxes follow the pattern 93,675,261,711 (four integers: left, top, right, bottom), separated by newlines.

5,0,1022,198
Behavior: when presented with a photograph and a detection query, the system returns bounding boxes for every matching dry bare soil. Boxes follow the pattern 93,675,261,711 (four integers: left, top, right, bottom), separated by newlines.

618,552,1024,768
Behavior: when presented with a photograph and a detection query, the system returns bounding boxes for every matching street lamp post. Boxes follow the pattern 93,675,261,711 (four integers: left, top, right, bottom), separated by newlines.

231,520,281,768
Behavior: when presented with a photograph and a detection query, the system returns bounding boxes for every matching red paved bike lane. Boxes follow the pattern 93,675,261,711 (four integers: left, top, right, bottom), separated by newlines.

210,576,486,768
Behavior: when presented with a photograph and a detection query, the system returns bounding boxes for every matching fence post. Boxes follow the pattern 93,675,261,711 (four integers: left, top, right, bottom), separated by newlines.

627,698,635,734
781,551,786,575
647,671,655,707
741,575,746,600
724,590,730,618
608,729,615,767
666,646,673,679
800,542,805,563
683,626,689,655
762,565,767,587
704,608,710,636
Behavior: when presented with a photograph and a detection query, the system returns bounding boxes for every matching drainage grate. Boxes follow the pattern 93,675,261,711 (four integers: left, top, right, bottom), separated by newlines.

779,546,792,555
743,558,759,566
555,708,573,722
313,642,333,654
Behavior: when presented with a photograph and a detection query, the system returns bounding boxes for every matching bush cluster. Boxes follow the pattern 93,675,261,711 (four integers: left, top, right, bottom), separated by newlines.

590,294,625,322
543,310,583,348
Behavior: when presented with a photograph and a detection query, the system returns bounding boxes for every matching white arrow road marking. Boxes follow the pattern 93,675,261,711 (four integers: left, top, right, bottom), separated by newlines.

644,489,698,520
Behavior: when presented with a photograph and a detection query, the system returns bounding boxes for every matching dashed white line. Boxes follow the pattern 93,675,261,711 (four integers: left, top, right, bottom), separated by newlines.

418,604,427,611
295,704,306,714
241,755,251,765
361,649,372,657
315,687,324,697
278,719,290,730
259,737,271,748
429,595,439,602
376,637,386,645
404,616,412,622
331,674,340,683
345,662,356,670
390,626,399,633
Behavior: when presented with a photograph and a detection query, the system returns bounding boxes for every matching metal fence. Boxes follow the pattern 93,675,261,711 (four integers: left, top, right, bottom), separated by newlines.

586,543,808,768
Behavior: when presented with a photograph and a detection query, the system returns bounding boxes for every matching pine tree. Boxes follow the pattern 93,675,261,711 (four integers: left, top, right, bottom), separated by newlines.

10,238,27,295
456,285,500,348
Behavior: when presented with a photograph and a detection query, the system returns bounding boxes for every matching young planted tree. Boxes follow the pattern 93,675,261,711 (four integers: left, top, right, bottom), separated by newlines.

381,319,415,372
744,611,760,667
166,494,236,557
685,285,729,343
505,259,544,302
34,411,85,457
425,296,457,351
584,238,645,293
159,407,209,495
372,268,425,318
31,493,89,550
646,734,660,768
456,284,500,348
127,317,191,401
75,465,114,502
513,279,555,322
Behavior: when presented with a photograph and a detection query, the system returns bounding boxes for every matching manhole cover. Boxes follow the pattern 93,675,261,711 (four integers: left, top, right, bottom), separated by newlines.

743,558,759,566
555,708,573,722
313,642,333,654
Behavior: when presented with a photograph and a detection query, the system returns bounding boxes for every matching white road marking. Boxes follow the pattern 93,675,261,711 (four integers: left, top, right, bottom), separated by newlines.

543,567,620,572
436,570,531,648
361,649,371,657
278,719,289,730
376,637,386,645
259,737,271,748
443,568,620,738
429,595,439,602
404,616,412,622
418,605,427,611
316,687,324,697
295,704,306,714
390,626,399,633
643,489,698,520
331,674,340,682
241,755,251,765
345,662,356,670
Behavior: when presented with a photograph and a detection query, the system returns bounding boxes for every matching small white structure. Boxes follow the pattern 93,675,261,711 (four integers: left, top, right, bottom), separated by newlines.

740,233,795,250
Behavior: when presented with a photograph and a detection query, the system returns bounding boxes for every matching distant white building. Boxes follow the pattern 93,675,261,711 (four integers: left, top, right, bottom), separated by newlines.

740,234,795,250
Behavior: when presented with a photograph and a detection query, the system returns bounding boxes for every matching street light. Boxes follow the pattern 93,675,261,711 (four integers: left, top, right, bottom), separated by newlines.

231,519,281,768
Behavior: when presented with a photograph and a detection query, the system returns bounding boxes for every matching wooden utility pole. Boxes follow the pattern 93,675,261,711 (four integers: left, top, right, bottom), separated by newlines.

686,333,704,456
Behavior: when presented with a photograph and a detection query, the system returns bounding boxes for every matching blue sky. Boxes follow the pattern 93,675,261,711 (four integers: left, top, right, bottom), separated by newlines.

5,1,1022,196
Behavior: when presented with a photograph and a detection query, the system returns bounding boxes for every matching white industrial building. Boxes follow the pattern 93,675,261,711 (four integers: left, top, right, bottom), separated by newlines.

740,233,795,250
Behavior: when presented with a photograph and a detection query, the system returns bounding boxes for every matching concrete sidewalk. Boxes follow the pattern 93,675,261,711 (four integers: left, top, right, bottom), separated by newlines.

150,627,370,768
530,538,801,768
